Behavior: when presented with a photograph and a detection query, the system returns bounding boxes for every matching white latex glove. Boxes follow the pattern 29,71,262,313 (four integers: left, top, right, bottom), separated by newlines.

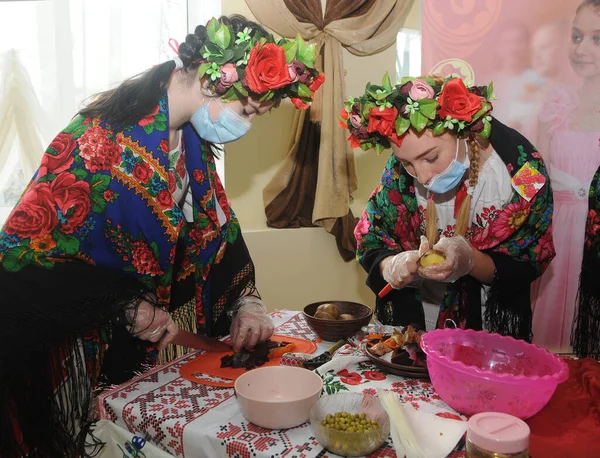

126,299,179,350
381,236,429,289
418,236,475,283
230,295,274,352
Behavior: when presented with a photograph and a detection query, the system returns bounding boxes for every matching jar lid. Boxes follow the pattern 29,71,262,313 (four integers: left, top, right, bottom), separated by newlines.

467,412,530,454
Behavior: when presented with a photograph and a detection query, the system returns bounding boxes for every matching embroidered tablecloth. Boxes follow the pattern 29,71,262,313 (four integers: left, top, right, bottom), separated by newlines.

99,310,465,457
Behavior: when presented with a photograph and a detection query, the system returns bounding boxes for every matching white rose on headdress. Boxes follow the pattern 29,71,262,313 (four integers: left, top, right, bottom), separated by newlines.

408,79,435,100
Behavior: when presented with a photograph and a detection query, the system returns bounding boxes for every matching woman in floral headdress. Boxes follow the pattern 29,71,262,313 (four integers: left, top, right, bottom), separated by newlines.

341,73,554,340
532,0,600,359
0,15,324,458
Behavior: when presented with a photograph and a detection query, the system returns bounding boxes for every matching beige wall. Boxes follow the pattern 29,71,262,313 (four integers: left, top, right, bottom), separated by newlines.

222,1,420,312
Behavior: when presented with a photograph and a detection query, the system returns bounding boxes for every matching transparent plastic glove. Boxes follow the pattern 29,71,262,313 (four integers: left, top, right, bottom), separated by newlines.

230,296,274,352
382,236,429,289
126,299,179,350
419,236,475,283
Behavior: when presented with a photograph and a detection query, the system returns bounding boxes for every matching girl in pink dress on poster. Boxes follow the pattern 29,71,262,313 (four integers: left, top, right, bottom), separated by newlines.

532,0,600,354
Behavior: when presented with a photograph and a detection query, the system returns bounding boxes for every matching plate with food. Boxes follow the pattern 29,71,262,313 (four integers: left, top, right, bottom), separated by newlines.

180,334,317,387
364,324,429,379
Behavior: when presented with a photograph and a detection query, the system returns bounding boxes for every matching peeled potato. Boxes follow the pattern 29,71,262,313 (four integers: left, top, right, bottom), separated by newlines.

420,252,446,268
338,314,356,321
314,310,337,320
317,303,340,319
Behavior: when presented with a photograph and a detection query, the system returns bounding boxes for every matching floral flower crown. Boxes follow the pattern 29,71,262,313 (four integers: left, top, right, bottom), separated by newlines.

339,73,494,152
198,18,325,109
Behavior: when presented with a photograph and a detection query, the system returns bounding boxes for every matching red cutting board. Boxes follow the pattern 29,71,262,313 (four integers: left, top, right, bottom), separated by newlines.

180,335,317,387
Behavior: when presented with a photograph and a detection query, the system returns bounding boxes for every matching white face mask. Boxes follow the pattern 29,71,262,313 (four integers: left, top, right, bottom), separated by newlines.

190,100,251,143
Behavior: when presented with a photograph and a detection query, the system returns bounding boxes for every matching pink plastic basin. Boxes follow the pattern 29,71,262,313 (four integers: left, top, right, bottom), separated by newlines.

420,329,569,419
235,366,323,429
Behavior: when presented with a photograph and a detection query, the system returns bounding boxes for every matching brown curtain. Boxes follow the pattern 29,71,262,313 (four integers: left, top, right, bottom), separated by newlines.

247,0,414,261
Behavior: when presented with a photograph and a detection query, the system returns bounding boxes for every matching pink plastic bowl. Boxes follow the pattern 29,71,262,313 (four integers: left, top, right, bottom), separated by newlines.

420,329,569,419
235,366,323,429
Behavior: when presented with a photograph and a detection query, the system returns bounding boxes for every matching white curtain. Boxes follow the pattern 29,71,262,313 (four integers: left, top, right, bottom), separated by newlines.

0,0,221,224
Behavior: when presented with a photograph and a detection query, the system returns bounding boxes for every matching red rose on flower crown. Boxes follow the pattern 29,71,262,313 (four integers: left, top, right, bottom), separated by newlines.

197,18,324,109
339,72,494,153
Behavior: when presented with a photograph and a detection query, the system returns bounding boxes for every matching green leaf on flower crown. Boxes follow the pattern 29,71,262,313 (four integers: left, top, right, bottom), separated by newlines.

396,116,411,135
55,232,81,256
400,76,415,85
421,77,436,87
257,37,268,48
198,63,212,78
259,90,274,102
375,143,386,154
204,41,222,56
481,119,492,138
233,81,248,96
207,18,219,43
418,99,438,120
362,142,374,151
363,102,377,119
211,48,234,65
220,86,238,103
295,35,316,67
471,101,492,123
297,83,312,98
432,121,445,136
231,45,248,62
381,72,393,91
487,81,496,100
282,41,298,63
344,101,353,112
410,111,428,131
214,23,231,49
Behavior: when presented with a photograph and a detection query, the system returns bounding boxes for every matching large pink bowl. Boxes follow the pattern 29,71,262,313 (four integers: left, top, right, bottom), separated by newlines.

420,329,569,419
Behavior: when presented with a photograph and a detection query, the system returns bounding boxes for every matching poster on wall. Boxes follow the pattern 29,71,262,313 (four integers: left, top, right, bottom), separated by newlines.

421,0,583,144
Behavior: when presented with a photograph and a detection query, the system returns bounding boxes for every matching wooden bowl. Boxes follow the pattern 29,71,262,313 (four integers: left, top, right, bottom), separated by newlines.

303,301,373,342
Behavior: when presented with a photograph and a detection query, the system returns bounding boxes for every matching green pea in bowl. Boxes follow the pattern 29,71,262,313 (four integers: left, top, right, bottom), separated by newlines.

309,392,390,456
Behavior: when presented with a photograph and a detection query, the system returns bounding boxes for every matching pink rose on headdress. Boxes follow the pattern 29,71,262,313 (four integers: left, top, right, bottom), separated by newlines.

220,63,238,87
287,60,305,83
408,79,434,100
349,114,362,129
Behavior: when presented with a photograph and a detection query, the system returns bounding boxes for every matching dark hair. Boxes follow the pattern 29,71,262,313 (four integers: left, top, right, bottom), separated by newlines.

78,15,267,156
577,0,600,13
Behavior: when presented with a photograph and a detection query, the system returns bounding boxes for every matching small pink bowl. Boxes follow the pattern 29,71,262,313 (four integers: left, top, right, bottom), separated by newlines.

420,328,569,419
235,366,323,429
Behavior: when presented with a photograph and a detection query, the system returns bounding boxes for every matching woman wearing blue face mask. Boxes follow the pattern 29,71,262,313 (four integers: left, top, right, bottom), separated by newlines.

342,74,554,341
0,15,324,458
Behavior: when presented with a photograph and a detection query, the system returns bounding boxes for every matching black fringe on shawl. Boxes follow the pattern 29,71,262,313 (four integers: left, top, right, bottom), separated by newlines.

0,262,152,458
571,258,600,359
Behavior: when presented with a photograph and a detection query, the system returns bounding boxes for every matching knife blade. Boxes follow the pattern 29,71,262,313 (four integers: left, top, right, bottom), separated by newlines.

172,330,232,352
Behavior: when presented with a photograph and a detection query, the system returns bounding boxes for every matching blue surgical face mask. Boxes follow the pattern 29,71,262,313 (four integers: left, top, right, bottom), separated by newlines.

190,100,251,144
423,139,469,194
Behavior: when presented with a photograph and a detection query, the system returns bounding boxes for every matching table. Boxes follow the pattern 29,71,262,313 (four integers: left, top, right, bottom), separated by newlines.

99,310,466,457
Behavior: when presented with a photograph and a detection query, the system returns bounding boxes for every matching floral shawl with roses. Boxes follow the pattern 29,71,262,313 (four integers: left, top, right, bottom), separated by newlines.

573,167,600,359
0,95,256,457
355,118,554,341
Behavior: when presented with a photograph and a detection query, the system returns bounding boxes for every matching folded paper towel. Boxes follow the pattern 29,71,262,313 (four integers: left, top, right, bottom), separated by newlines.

378,389,467,458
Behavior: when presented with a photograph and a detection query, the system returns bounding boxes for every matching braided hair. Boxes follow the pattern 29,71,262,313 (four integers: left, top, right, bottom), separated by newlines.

79,15,267,128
